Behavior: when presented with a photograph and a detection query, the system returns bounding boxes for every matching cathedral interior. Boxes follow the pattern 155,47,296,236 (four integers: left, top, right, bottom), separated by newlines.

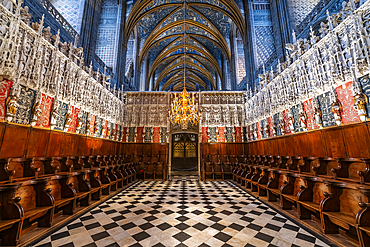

1,0,370,246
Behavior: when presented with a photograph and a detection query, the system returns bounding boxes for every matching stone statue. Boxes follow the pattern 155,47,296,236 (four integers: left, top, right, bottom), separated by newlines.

312,98,322,128
20,6,31,26
352,80,368,121
330,90,342,125
30,94,42,126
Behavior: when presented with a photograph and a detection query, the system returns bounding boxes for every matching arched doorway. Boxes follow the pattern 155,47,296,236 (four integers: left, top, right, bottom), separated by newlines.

171,133,198,171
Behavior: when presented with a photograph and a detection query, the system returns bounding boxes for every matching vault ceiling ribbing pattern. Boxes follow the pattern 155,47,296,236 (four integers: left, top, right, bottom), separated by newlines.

124,0,246,91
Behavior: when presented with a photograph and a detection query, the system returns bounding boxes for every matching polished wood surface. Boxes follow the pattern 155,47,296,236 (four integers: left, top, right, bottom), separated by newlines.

199,122,370,247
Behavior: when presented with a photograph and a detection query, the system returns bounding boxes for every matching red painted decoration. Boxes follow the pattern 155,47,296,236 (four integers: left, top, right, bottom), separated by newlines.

335,81,360,124
153,127,161,143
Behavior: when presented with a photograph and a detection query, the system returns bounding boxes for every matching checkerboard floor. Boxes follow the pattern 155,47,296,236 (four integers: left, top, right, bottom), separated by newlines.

33,177,333,247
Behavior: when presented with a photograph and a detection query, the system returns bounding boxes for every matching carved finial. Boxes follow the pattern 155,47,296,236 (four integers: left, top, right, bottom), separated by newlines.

310,26,317,45
74,34,79,48
327,10,334,30
53,29,60,49
292,29,296,44
38,15,44,35
89,61,93,77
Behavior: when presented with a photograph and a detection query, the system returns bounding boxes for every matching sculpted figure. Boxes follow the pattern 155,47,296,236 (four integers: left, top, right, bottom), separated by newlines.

287,111,295,133
50,102,59,128
264,123,269,138
330,91,342,125
64,108,72,131
30,95,42,126
5,94,18,121
298,104,307,130
272,121,277,136
352,80,368,121
76,117,83,131
20,6,31,26
43,26,52,43
279,113,285,135
312,98,322,128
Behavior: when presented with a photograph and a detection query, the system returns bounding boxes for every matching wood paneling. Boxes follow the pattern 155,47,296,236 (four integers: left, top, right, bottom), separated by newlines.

294,133,308,157
26,128,49,158
235,144,244,155
284,135,296,156
0,124,29,158
46,132,63,157
324,128,347,158
307,131,326,157
75,135,86,156
61,134,78,157
343,123,370,158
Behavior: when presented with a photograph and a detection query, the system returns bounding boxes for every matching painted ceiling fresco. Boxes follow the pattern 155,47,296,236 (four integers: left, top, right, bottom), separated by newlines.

124,0,246,91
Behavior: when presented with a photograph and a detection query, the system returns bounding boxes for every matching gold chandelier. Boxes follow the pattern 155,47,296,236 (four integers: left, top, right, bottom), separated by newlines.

168,0,199,129
169,87,199,129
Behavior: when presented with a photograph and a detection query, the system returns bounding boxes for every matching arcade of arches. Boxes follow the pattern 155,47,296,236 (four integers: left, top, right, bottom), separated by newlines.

1,0,370,246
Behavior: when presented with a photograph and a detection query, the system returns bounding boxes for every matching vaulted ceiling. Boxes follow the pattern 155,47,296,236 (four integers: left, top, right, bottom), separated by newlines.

124,0,246,91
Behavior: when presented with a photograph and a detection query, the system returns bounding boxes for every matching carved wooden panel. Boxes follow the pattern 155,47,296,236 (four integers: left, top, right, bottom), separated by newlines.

339,189,363,217
324,128,347,158
295,133,310,157
26,128,49,158
0,125,29,158
342,123,370,158
85,137,95,156
75,135,86,156
46,180,61,200
312,182,329,205
15,185,36,212
219,144,227,155
46,132,63,157
307,131,326,157
61,134,79,157
235,144,244,155
284,135,296,156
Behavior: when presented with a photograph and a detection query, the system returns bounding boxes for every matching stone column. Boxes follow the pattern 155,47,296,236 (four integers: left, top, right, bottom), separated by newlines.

221,54,227,91
143,55,150,91
215,71,220,91
133,28,141,91
79,0,102,65
230,24,239,90
243,0,256,91
149,72,155,91
114,0,127,88
270,0,292,62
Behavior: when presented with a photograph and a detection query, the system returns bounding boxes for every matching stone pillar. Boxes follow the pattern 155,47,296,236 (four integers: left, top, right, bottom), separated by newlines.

243,0,256,91
149,72,155,91
79,0,102,65
230,25,239,90
221,55,227,91
133,29,141,91
114,0,127,88
215,71,220,91
270,0,292,62
143,55,150,91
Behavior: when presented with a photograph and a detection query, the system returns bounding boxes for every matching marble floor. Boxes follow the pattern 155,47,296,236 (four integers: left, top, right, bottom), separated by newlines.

33,177,334,247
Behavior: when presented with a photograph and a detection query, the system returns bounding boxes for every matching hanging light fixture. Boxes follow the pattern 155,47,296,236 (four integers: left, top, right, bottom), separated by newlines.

169,0,199,129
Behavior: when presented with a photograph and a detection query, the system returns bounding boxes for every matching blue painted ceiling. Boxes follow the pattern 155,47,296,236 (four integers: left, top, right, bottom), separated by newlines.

127,0,245,91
